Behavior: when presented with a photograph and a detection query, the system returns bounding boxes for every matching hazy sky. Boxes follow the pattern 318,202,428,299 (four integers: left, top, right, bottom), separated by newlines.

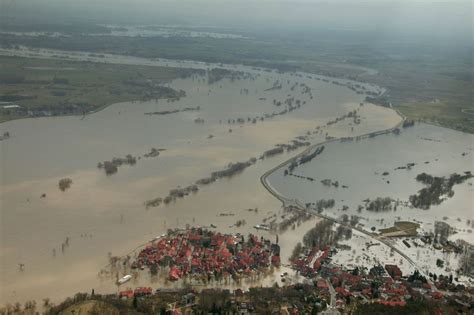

1,0,471,41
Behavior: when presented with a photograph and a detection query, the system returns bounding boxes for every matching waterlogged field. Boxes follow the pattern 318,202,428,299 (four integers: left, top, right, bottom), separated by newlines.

267,124,473,235
267,123,473,280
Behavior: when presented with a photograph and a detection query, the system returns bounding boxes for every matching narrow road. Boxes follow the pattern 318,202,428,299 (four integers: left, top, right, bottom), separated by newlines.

328,280,337,308
321,280,341,314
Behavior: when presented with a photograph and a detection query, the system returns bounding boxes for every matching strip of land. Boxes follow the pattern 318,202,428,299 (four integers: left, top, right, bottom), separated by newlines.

0,55,197,122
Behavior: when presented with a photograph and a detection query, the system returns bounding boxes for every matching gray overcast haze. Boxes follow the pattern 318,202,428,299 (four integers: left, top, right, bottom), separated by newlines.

0,0,471,43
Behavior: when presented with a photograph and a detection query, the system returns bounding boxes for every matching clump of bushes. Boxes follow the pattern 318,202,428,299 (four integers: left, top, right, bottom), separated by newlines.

58,178,73,191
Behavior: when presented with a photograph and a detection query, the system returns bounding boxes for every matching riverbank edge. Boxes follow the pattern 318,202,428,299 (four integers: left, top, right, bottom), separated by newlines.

2,47,471,135
0,96,183,126
0,47,382,126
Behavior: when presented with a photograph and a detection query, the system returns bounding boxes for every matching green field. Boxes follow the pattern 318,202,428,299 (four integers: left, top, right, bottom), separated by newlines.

0,56,198,122
356,58,473,133
379,221,420,237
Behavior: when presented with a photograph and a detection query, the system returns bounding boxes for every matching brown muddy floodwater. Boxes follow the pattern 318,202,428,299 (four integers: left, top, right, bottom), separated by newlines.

0,49,402,304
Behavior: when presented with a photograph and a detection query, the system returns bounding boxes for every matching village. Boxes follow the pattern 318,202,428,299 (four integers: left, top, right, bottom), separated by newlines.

288,242,472,313
47,238,473,314
121,228,281,284
95,224,473,315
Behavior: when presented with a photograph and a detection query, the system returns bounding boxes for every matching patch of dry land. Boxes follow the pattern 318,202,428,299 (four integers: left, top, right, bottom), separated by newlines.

0,54,197,122
379,221,420,238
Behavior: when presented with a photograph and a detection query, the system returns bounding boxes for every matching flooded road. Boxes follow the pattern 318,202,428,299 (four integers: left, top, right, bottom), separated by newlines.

266,123,473,277
266,123,473,236
0,48,401,304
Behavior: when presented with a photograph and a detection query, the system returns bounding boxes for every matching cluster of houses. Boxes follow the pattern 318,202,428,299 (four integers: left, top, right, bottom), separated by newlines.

291,245,473,313
116,287,261,314
111,277,471,314
132,228,280,282
119,287,153,299
111,238,471,314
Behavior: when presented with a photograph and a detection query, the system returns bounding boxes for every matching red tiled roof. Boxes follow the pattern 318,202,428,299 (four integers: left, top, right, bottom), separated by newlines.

119,290,134,298
377,300,406,307
431,291,443,299
335,287,352,297
317,279,329,289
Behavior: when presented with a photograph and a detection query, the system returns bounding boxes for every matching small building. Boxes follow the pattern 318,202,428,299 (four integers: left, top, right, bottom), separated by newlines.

134,287,152,296
377,297,406,307
385,264,402,279
271,255,281,267
1,104,24,115
1,104,22,109
335,287,352,298
431,291,444,300
119,290,134,299
369,265,386,277
317,279,329,290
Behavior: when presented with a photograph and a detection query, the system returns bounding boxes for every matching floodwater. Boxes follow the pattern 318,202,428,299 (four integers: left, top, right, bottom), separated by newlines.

103,24,248,39
267,124,474,240
0,25,247,40
0,48,401,305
